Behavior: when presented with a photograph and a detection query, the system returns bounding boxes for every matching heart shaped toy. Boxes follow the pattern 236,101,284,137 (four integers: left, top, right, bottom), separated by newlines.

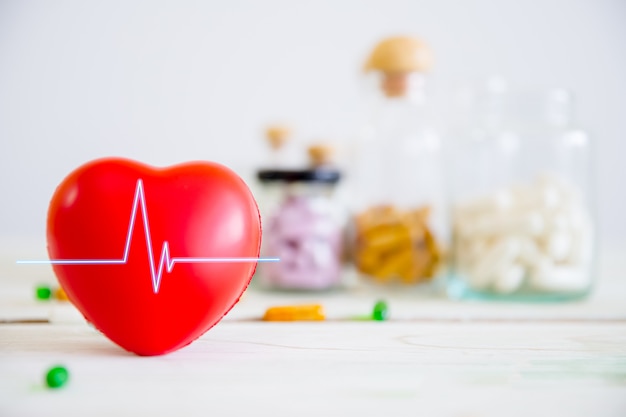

46,158,262,356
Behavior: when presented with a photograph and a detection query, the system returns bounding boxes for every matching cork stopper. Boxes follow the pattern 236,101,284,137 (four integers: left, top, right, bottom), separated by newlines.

307,143,335,167
265,125,291,150
364,36,433,74
364,36,432,98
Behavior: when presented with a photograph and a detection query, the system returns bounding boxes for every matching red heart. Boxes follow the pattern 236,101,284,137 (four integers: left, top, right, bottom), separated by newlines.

46,158,261,356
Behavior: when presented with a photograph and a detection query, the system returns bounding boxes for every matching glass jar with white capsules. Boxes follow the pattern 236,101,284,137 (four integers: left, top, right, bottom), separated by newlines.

255,164,345,291
448,81,595,301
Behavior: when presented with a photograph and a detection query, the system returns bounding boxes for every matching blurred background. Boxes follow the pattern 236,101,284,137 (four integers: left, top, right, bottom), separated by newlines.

0,0,625,252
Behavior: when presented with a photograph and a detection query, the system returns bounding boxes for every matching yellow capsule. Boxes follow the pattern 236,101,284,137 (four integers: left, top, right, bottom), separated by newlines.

262,304,325,322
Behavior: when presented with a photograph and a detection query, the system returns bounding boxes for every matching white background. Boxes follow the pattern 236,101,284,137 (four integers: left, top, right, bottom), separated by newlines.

1,0,625,249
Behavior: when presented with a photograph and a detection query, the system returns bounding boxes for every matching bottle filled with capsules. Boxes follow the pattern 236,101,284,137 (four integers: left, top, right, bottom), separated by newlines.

448,80,595,301
255,142,346,291
346,36,447,289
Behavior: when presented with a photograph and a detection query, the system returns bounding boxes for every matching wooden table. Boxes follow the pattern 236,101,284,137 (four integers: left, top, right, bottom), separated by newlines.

1,248,625,417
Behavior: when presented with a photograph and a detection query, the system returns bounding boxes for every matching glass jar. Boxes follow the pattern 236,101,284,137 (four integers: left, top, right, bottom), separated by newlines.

255,168,345,290
348,36,446,287
448,83,595,301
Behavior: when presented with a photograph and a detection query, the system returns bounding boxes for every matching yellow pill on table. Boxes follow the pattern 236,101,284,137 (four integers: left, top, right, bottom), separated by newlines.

262,304,325,322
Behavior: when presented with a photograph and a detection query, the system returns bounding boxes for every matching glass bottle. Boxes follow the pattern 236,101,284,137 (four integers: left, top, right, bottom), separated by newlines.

348,36,446,287
255,144,345,291
448,82,595,301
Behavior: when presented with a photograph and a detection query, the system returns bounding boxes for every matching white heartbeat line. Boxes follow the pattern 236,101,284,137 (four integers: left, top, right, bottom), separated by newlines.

17,179,279,294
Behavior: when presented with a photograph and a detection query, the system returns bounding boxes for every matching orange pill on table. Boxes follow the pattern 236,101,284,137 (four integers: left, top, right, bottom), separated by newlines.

54,287,69,301
262,304,326,321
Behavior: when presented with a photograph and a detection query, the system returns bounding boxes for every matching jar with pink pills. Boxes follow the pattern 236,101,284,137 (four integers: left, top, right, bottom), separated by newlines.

255,166,346,291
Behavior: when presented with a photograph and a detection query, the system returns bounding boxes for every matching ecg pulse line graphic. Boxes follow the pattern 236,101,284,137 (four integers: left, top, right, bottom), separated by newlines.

17,179,279,294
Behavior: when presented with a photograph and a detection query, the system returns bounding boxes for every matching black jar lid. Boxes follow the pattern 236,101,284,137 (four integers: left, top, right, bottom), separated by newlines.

256,168,341,184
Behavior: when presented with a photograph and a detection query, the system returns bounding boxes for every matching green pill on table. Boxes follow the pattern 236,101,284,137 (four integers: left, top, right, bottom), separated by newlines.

45,366,69,389
35,285,52,300
372,300,388,321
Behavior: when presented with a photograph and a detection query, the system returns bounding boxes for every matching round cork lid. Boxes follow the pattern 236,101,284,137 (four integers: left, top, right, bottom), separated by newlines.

307,144,335,167
265,125,291,150
364,36,433,73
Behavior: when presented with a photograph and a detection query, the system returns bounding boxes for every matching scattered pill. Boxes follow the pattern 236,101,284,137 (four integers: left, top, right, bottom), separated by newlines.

45,365,69,389
262,304,325,321
35,285,52,301
372,300,388,321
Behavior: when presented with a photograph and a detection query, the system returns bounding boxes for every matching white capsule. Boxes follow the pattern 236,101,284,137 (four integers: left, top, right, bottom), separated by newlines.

520,211,546,235
499,210,545,236
455,191,512,220
536,179,564,209
461,215,493,236
518,237,541,266
545,232,573,262
493,263,525,294
544,209,571,233
538,173,583,206
468,237,521,289
513,182,559,211
568,228,593,266
529,261,590,292
568,206,592,233
540,185,562,210
461,210,545,238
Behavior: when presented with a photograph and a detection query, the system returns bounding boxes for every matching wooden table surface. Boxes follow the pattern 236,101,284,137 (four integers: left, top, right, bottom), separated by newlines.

1,247,625,417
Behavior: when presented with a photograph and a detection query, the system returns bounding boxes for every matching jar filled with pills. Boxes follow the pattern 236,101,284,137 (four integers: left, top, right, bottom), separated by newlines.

347,36,446,287
448,81,595,301
255,145,345,290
